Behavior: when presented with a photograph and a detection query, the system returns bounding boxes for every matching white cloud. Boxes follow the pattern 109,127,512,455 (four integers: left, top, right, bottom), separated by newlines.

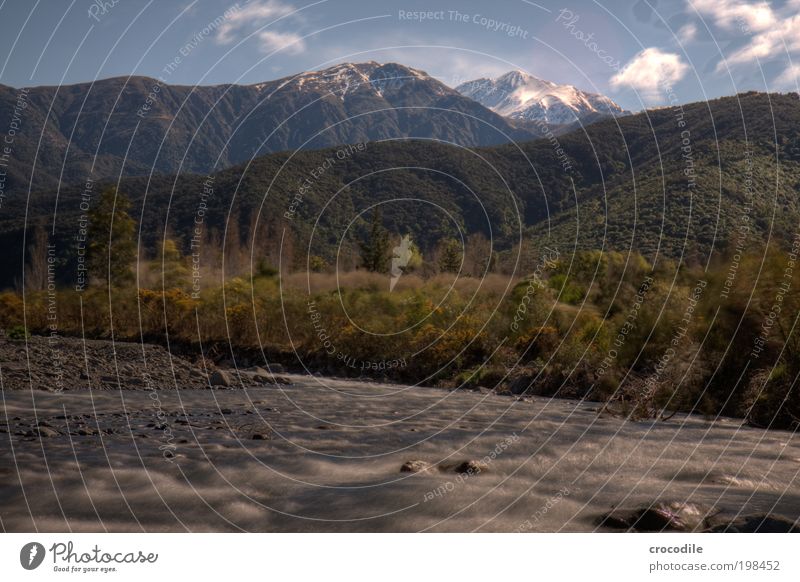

382,52,508,87
691,0,776,33
258,30,306,54
774,64,800,89
215,0,298,45
315,38,512,87
610,48,689,100
691,0,800,85
677,22,698,44
724,26,789,67
723,13,800,68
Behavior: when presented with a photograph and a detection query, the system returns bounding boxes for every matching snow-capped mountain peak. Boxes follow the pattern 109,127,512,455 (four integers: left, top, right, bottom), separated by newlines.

456,70,627,125
256,62,449,101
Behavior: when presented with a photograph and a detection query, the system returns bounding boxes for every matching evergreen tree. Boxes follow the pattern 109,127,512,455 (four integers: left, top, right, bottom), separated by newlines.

359,208,390,273
87,187,137,285
437,238,462,273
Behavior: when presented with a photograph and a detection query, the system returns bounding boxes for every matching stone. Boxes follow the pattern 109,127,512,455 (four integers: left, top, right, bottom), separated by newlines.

599,502,715,532
245,368,275,384
210,370,233,387
33,426,59,438
400,460,434,473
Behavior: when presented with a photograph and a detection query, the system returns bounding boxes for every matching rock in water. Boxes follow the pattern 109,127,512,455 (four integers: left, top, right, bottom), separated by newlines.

400,460,434,473
600,501,714,532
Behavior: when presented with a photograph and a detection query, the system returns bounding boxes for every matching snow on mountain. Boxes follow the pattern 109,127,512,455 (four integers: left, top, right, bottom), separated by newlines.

255,61,450,100
456,70,627,125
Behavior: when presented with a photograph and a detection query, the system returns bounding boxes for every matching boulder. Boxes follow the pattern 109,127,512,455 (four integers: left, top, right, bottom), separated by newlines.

32,426,59,438
599,501,715,532
265,363,286,374
242,367,291,385
250,368,275,384
400,460,434,473
210,370,233,387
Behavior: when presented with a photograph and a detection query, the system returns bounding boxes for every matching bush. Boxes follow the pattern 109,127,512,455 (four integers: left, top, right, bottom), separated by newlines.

743,367,800,430
6,325,28,340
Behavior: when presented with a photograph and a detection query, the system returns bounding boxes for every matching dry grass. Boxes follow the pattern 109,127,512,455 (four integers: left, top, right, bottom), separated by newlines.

281,271,518,295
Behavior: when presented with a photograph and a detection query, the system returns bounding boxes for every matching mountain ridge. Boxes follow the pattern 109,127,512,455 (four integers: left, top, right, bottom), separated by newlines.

0,62,542,195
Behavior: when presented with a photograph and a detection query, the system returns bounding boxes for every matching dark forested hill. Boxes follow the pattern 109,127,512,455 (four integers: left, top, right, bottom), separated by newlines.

2,91,799,288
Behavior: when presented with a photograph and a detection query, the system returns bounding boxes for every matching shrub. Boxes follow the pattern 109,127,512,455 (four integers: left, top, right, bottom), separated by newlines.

6,325,28,340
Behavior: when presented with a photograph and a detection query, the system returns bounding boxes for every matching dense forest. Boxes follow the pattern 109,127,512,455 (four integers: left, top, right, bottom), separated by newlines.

2,91,799,289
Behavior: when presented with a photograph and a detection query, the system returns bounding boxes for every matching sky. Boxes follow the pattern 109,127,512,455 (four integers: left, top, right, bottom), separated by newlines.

0,0,798,111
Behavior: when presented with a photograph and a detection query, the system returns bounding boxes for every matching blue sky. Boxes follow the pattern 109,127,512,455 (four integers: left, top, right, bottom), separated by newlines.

1,0,798,111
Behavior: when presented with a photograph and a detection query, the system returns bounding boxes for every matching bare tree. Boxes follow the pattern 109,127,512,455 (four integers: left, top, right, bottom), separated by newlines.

25,226,49,291
464,232,492,276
